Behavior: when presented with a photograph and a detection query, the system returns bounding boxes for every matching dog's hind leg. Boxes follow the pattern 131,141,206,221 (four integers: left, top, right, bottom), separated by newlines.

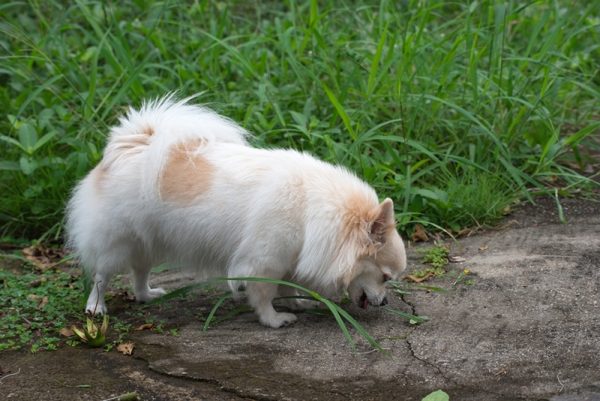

132,262,166,302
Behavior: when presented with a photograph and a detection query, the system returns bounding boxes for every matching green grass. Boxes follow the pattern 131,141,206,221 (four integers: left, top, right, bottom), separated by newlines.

0,263,84,351
1,0,599,239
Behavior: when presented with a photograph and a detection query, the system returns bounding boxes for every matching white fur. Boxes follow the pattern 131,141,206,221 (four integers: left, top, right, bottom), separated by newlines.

66,96,407,328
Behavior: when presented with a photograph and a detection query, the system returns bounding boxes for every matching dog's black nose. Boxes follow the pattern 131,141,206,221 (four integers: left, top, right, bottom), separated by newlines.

379,297,388,306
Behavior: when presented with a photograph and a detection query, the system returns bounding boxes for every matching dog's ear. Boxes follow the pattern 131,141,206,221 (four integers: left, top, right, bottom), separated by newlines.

369,198,395,246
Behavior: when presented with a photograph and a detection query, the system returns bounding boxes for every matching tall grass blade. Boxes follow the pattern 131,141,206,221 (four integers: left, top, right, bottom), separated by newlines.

203,293,233,331
322,84,356,140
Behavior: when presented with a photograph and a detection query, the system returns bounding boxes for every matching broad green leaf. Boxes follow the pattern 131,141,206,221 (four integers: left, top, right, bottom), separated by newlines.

18,123,37,155
422,389,450,401
0,135,25,151
32,131,57,152
19,156,37,175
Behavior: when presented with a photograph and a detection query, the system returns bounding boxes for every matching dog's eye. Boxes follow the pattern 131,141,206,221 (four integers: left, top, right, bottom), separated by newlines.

383,274,392,282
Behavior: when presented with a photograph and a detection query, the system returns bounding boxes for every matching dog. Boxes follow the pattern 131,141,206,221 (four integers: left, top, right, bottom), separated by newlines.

66,96,407,328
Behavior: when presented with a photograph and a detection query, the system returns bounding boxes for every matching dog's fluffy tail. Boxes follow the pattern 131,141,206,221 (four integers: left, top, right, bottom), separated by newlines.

101,94,249,169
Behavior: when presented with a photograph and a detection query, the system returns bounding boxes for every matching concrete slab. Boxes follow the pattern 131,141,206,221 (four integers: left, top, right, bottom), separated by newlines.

1,196,599,400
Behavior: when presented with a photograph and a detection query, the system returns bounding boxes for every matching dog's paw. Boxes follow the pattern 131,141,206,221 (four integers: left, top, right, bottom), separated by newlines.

85,301,107,316
260,312,298,328
136,287,167,303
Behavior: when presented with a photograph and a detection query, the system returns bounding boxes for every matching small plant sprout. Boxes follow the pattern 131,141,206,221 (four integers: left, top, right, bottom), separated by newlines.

71,315,109,347
422,246,450,270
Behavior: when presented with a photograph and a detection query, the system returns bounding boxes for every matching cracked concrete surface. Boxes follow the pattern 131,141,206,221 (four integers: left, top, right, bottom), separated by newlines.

1,197,599,400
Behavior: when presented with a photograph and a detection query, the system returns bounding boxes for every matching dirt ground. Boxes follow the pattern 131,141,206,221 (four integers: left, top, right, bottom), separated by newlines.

1,196,599,401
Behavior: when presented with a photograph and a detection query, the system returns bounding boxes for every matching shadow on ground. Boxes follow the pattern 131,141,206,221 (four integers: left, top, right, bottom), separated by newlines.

2,197,600,401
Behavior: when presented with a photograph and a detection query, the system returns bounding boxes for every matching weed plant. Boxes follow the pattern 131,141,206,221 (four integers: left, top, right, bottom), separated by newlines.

1,0,598,238
0,265,83,351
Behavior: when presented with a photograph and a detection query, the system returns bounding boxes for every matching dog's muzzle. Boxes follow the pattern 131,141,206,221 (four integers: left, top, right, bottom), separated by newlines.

359,292,388,309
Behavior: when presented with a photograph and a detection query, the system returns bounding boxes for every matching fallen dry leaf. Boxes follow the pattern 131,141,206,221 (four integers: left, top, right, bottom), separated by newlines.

411,224,428,242
117,342,135,355
28,278,47,288
449,255,466,263
497,220,520,230
37,296,49,310
59,327,74,337
22,244,68,271
134,323,154,331
27,294,49,310
118,290,136,302
404,272,435,283
457,227,473,237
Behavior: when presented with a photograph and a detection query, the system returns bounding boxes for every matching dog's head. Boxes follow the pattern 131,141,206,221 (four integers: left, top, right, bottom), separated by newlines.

339,198,407,309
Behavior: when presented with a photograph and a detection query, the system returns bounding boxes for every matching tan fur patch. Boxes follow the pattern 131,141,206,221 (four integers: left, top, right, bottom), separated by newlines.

334,193,378,286
142,126,154,136
159,138,212,204
345,193,379,223
338,195,398,278
342,193,378,234
341,193,389,252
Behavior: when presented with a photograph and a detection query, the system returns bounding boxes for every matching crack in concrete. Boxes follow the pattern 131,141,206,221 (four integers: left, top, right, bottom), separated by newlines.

139,354,350,401
399,293,453,384
137,357,270,401
399,292,418,317
404,336,449,382
398,294,549,401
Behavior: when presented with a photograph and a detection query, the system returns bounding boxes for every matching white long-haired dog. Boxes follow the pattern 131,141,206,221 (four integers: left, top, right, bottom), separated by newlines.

66,96,407,328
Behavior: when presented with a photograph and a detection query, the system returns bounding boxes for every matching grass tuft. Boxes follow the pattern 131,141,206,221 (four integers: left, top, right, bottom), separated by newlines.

0,1,598,238
0,263,84,351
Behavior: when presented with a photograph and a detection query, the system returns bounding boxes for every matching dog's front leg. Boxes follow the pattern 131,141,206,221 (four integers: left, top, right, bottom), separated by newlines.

247,281,297,328
277,285,322,311
86,271,111,315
